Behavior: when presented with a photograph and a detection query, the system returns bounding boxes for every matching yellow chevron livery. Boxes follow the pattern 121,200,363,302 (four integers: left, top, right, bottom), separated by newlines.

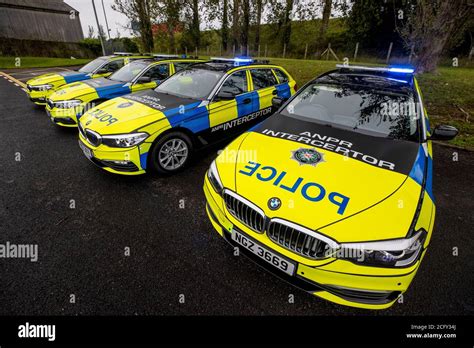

25,52,150,105
77,57,296,175
204,65,459,309
46,56,203,127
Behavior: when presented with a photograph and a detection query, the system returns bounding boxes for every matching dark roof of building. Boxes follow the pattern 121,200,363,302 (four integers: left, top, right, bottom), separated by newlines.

0,0,77,14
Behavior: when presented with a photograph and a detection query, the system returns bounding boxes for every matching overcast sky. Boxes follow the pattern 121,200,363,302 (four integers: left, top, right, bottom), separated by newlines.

65,0,134,38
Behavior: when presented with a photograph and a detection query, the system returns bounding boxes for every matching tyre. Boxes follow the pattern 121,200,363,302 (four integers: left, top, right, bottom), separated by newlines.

148,131,193,175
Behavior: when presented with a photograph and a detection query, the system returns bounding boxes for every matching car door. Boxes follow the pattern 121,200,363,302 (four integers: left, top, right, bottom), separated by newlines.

208,69,252,130
273,68,294,99
131,63,170,92
249,68,279,113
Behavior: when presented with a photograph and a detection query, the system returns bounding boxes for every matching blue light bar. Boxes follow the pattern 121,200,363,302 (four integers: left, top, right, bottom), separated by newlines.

336,64,415,74
210,56,254,66
388,67,415,74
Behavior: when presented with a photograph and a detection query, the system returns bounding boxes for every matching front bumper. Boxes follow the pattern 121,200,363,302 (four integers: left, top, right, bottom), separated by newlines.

46,104,79,127
203,176,423,310
78,134,149,175
25,88,55,105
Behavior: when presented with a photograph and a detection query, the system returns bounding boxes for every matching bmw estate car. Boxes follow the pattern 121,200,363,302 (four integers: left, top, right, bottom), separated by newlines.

45,55,203,127
77,57,296,175
203,65,458,309
25,52,150,105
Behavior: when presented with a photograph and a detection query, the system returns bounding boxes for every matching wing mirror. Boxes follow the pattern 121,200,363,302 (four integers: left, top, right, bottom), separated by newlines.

137,76,152,84
272,97,284,109
215,90,235,101
429,125,459,141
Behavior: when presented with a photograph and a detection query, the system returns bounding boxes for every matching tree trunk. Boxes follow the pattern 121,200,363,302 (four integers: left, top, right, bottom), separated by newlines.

316,0,332,55
254,0,262,49
241,0,250,55
416,31,450,73
281,0,293,49
192,0,200,50
136,0,154,52
319,0,332,39
232,0,240,51
222,0,229,51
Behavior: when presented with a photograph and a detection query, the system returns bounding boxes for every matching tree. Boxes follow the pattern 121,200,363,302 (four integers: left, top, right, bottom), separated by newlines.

280,0,294,49
222,0,229,51
318,0,332,46
112,0,154,52
399,0,472,72
232,0,240,51
254,0,263,49
241,0,250,54
189,0,201,49
156,0,182,52
87,25,95,39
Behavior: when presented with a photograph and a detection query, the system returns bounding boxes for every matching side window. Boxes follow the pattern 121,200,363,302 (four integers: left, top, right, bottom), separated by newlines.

220,70,248,96
250,69,277,89
103,59,124,73
274,69,289,84
143,64,169,80
174,62,193,72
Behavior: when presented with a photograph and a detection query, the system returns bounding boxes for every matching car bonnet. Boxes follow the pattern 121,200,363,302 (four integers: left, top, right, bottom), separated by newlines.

232,114,422,232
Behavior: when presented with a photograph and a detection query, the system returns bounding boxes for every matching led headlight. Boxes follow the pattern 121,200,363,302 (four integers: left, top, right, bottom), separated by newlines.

53,99,82,109
101,133,149,148
332,229,427,268
207,160,223,194
31,84,53,91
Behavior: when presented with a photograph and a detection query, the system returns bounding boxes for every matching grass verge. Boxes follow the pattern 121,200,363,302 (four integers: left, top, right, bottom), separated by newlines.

0,57,91,69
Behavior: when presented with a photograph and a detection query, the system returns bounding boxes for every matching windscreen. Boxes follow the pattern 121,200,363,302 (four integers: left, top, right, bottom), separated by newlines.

280,82,420,141
78,58,107,73
155,68,224,99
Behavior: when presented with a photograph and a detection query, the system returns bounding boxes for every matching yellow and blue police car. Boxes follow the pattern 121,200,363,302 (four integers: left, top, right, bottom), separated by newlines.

46,55,202,127
203,64,459,309
25,52,150,105
77,57,296,175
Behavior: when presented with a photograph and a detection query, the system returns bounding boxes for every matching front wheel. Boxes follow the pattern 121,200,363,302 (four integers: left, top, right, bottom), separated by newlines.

149,132,193,175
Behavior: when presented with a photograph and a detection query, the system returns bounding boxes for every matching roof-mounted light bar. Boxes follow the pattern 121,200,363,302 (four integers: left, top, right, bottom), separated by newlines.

211,56,255,66
336,64,414,74
113,52,135,56
152,54,180,58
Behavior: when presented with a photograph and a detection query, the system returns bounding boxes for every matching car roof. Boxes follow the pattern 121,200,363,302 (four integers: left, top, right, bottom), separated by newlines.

188,61,283,73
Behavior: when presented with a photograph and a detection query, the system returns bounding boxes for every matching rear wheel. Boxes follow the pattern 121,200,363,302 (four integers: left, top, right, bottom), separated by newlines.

149,131,193,175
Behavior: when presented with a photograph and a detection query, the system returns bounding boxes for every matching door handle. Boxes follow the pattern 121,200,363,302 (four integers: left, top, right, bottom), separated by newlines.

243,98,251,104
272,90,278,95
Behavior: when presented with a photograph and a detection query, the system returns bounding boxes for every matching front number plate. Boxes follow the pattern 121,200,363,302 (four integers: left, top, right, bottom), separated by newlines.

231,230,296,276
78,140,93,159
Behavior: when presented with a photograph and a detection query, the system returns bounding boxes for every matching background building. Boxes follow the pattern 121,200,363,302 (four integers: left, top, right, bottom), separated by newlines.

0,0,83,42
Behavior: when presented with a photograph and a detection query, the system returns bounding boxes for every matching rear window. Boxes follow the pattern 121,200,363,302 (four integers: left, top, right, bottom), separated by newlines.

174,62,194,72
281,82,420,141
273,69,289,83
250,69,277,89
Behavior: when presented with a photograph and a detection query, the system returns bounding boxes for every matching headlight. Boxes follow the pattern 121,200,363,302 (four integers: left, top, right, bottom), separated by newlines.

31,84,53,91
101,133,149,148
207,160,223,194
330,229,426,268
53,99,82,109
